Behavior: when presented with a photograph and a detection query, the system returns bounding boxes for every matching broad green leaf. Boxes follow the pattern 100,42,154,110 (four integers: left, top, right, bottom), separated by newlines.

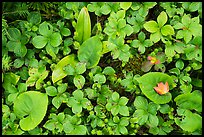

50,33,62,47
57,84,68,94
18,83,27,93
112,92,120,102
133,109,148,125
93,74,106,84
118,19,126,29
52,54,77,83
27,12,41,25
148,102,159,115
73,75,85,89
150,31,161,43
75,62,86,74
175,110,202,132
161,25,175,36
159,104,171,114
73,89,84,101
137,72,174,104
43,120,55,131
78,35,102,69
134,96,148,110
174,90,202,112
119,106,129,116
120,2,132,10
157,11,167,27
148,114,159,127
61,28,71,36
72,103,82,114
119,126,128,134
120,117,129,126
14,44,27,57
45,44,56,59
175,60,184,70
118,97,129,106
6,41,21,52
102,66,115,75
45,86,58,96
138,31,146,42
7,28,21,41
123,24,133,36
111,105,120,115
71,125,87,135
63,121,74,133
144,21,159,33
13,58,24,68
52,96,63,109
32,36,47,49
39,22,53,37
13,91,48,131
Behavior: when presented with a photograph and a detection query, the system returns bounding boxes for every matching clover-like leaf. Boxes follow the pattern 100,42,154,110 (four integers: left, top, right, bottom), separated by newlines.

137,72,174,104
13,91,48,131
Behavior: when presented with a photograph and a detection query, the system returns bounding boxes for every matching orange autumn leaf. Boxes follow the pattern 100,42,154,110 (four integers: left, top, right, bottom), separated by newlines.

147,56,160,64
154,82,169,95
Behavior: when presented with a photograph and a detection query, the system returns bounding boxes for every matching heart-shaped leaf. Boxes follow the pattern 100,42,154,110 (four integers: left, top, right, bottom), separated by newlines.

137,72,174,104
13,91,48,131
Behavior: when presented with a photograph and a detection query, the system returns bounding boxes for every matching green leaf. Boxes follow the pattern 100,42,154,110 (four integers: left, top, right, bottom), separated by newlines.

175,110,202,132
72,103,82,114
144,21,159,33
119,106,129,116
32,36,47,49
18,83,27,93
119,126,128,134
45,86,58,96
111,105,120,115
61,28,71,36
134,96,148,110
14,44,27,57
150,31,161,43
39,22,53,37
73,90,84,101
148,102,159,115
118,97,129,106
7,28,21,41
43,120,55,131
102,66,115,75
159,104,171,114
161,25,175,36
148,114,159,127
13,91,48,131
118,19,126,29
75,62,86,74
52,96,63,109
133,109,148,125
112,92,120,102
93,74,106,84
45,44,56,59
120,2,132,10
138,31,146,42
63,120,74,133
175,60,184,70
73,75,85,89
137,72,174,104
71,125,87,135
157,11,167,27
52,54,77,83
50,33,62,47
57,84,68,94
78,35,102,69
27,12,41,25
13,58,24,68
174,90,202,113
75,7,91,44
